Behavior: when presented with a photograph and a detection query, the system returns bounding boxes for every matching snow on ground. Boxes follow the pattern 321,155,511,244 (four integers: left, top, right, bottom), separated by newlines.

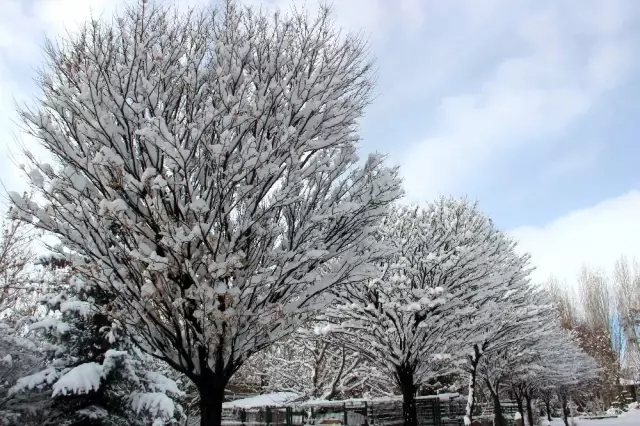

549,408,640,426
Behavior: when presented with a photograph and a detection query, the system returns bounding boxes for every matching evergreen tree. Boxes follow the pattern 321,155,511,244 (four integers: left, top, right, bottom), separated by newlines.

11,255,184,425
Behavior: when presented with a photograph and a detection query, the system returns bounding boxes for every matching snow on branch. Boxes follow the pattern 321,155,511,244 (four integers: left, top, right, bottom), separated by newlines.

328,198,529,387
10,0,401,405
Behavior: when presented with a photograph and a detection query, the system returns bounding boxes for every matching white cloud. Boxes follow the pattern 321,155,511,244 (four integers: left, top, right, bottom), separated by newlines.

400,0,639,201
244,0,423,41
509,190,640,288
539,143,603,182
0,0,122,195
0,1,41,61
0,55,30,198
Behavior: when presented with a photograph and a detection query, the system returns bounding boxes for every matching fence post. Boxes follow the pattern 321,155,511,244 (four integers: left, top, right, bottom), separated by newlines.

344,403,348,426
364,402,369,426
266,406,272,426
240,408,247,426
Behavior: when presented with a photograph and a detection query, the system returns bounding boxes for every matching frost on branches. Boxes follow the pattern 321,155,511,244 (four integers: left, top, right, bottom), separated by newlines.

235,327,391,400
462,286,554,425
327,198,526,426
0,213,48,425
503,327,598,426
9,2,400,425
473,289,591,426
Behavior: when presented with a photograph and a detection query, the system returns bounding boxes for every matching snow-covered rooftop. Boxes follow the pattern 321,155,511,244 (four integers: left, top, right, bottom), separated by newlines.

222,392,301,409
300,393,462,407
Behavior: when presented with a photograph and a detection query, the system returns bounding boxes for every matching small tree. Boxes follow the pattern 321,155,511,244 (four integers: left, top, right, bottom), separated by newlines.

328,198,527,426
463,285,554,425
10,255,185,425
552,343,599,426
547,277,578,331
0,209,36,311
504,328,589,426
0,211,52,425
475,289,558,426
10,2,401,425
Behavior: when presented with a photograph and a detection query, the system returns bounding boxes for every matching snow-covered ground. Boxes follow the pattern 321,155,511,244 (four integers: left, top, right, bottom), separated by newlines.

548,409,640,425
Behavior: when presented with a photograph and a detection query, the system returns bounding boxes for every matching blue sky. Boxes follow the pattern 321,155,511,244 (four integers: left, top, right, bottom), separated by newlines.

1,0,640,287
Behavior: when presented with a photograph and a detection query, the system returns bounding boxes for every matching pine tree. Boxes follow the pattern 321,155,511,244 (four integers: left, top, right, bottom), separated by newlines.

10,256,185,425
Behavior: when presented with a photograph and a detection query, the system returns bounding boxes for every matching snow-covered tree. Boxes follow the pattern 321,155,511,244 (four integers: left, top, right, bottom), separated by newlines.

503,328,569,425
476,317,552,426
548,339,599,426
327,198,527,426
0,209,37,313
477,343,536,426
0,212,49,425
463,286,555,425
9,256,185,425
541,331,598,423
236,327,392,400
475,300,599,426
9,2,401,424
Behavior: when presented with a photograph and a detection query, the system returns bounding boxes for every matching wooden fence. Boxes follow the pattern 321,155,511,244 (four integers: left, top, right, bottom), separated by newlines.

220,394,468,426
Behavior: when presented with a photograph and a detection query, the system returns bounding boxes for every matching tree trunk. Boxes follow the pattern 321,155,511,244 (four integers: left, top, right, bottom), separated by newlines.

195,338,233,426
199,379,227,426
544,398,552,422
397,367,418,426
485,378,504,426
524,390,534,426
492,389,504,426
465,346,482,425
560,393,569,426
513,387,525,424
465,372,477,425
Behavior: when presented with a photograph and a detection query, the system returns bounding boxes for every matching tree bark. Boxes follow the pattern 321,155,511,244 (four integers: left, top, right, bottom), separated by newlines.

465,345,482,425
524,389,534,426
199,382,226,426
560,392,569,426
492,390,505,426
544,398,552,422
485,379,504,426
198,385,225,426
512,386,525,424
397,367,418,426
197,357,230,426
